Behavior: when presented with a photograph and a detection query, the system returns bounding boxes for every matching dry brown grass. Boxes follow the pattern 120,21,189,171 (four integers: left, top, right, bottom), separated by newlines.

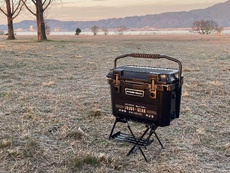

0,34,229,172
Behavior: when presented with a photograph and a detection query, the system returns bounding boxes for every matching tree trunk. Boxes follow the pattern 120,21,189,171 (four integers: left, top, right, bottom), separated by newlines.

6,0,15,40
36,0,47,41
7,16,15,40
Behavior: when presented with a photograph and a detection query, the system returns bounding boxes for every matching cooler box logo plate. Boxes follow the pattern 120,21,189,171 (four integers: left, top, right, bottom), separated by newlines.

125,88,144,97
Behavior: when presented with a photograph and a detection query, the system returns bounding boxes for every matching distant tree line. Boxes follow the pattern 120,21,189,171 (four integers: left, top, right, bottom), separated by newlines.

91,25,127,35
74,25,127,36
75,25,127,35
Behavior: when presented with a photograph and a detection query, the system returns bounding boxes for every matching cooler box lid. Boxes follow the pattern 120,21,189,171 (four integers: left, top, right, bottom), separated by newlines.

107,65,179,84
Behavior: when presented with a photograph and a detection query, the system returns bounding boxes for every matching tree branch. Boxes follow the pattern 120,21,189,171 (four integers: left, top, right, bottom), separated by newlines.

22,0,36,16
11,0,15,13
11,0,22,16
43,0,52,11
12,1,24,20
0,7,8,16
31,0,36,5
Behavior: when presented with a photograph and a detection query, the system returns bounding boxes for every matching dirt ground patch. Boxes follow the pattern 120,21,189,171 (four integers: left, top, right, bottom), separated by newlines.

0,34,229,172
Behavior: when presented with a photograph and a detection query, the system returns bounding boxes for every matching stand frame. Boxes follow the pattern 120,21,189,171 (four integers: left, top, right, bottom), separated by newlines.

109,117,164,162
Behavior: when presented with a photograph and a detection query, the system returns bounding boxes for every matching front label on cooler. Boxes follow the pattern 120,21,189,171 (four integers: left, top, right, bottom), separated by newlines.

125,88,144,97
115,100,157,119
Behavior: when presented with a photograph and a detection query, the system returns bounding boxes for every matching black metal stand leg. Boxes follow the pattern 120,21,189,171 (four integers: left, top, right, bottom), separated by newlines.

127,125,150,155
109,118,118,139
126,122,149,162
147,124,164,149
153,131,164,149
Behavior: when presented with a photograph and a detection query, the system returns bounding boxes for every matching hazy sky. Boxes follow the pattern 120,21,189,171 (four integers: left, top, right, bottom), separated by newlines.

0,0,227,24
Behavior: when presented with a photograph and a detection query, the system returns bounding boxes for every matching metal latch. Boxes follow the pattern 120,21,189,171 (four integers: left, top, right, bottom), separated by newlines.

114,74,120,93
149,78,157,99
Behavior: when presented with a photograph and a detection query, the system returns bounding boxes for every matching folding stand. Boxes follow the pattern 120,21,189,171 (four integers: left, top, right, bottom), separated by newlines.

109,117,164,162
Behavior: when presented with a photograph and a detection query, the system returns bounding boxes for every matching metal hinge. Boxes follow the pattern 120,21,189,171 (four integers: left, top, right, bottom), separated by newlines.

149,78,157,99
114,74,120,93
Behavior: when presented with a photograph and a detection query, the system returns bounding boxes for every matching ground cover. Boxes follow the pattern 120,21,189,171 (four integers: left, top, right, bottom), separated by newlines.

0,34,229,172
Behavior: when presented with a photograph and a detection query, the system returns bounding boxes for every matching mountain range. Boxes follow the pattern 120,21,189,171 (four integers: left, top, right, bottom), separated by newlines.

0,0,230,31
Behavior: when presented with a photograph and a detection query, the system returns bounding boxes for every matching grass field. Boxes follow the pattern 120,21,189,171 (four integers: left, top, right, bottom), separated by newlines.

0,34,229,172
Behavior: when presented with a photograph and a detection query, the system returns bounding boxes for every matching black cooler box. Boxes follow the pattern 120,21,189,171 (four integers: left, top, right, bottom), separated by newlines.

107,54,183,127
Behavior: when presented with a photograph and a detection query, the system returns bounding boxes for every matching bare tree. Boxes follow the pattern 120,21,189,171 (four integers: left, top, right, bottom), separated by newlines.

102,26,108,35
91,25,99,36
116,25,126,35
22,0,55,41
192,20,219,35
216,26,224,36
45,22,50,35
0,0,24,40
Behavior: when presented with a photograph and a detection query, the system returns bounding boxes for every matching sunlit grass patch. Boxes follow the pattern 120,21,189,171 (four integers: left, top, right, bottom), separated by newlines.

88,109,105,118
42,80,56,87
68,153,100,171
0,138,12,149
66,130,85,140
183,67,191,72
209,81,223,87
22,138,40,158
